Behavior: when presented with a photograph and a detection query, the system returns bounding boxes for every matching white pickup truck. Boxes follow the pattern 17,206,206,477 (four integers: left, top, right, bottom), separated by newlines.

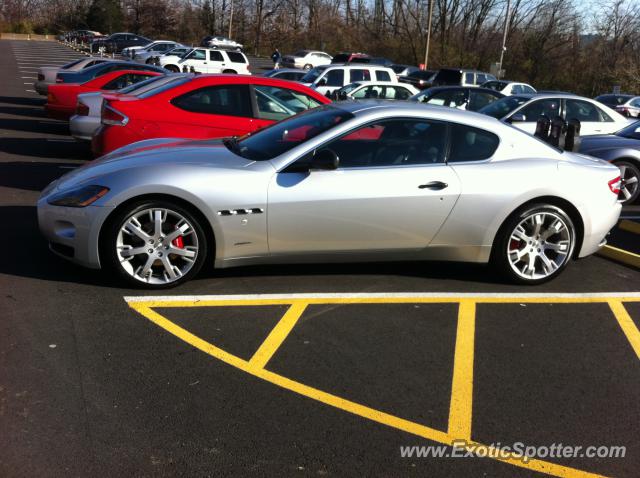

160,47,250,75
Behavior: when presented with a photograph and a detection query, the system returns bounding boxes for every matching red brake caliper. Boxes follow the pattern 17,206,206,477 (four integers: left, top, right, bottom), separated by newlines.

509,239,521,251
172,236,184,248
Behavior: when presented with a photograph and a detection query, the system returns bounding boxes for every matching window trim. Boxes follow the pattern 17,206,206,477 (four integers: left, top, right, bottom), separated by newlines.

170,84,253,117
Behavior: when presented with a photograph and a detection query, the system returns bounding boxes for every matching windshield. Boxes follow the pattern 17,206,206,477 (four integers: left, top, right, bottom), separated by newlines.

301,67,324,83
229,106,354,161
164,47,188,57
62,58,84,70
337,83,360,95
616,120,640,140
479,96,529,119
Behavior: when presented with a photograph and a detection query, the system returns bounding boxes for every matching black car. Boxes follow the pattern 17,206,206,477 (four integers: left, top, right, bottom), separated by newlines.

594,94,635,109
55,61,165,84
399,69,436,89
91,32,152,54
579,120,640,204
410,86,505,112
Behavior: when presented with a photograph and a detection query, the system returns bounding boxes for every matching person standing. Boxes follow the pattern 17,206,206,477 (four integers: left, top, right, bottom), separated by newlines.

271,48,281,69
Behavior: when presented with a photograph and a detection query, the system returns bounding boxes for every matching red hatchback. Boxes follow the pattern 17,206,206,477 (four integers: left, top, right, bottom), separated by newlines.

91,74,331,156
45,70,163,120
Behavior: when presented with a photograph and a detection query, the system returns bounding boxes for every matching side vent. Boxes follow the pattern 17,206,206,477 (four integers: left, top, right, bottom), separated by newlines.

217,208,264,216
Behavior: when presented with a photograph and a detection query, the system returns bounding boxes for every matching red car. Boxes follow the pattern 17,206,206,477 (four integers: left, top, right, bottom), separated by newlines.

91,74,331,156
45,70,164,120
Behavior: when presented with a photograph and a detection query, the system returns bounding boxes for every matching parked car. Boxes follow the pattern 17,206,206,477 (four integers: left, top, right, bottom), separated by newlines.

431,68,496,87
39,102,622,288
160,47,250,74
280,50,332,70
301,64,397,96
478,93,630,136
91,32,152,54
262,68,307,81
131,41,184,62
55,61,165,85
579,121,640,204
200,36,243,51
46,69,164,120
150,46,191,65
481,80,536,96
91,75,331,156
70,74,191,142
35,57,115,95
391,64,419,77
595,94,640,118
369,57,394,66
399,69,436,90
411,86,504,111
332,81,419,100
331,52,371,64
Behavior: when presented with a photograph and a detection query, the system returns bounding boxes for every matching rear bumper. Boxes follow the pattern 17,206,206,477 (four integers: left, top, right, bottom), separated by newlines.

70,114,100,141
34,81,50,96
578,201,622,258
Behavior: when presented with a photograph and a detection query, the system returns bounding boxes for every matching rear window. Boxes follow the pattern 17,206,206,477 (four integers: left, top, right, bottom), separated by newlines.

448,124,500,162
595,94,632,105
136,76,191,99
61,59,84,70
434,69,462,84
375,70,392,81
210,50,224,62
332,54,350,63
227,51,247,64
409,70,434,80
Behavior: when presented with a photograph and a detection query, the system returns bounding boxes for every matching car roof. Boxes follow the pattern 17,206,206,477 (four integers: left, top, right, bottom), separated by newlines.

323,63,393,70
352,81,411,86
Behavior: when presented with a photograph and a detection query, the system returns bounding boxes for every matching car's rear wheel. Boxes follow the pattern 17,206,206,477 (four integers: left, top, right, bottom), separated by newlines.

164,65,179,73
614,160,640,204
303,64,312,70
222,69,237,74
103,200,207,288
493,204,576,284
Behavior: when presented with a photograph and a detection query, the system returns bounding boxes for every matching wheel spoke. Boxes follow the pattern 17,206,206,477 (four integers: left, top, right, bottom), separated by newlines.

621,187,631,200
139,255,156,278
161,256,179,281
544,240,569,254
539,253,557,275
531,214,544,238
511,225,529,242
118,245,148,259
153,210,164,237
168,246,197,259
541,220,563,241
164,222,190,243
625,176,638,185
122,218,151,242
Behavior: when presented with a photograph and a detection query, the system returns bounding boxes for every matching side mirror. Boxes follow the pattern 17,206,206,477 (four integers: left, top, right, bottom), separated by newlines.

510,113,526,123
311,149,339,170
338,91,347,101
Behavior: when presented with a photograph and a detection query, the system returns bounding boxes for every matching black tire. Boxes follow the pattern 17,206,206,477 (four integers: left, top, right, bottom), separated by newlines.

613,159,640,204
165,64,179,73
303,64,312,70
102,200,208,289
492,204,576,285
222,69,237,74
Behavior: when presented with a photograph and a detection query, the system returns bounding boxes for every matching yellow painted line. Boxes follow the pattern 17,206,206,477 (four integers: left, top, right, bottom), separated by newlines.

598,245,640,269
448,300,476,440
248,301,307,370
127,300,609,478
619,219,640,235
608,300,640,360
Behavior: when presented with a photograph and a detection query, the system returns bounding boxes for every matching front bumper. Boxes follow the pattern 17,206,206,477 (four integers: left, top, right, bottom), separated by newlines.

70,114,100,141
37,198,115,269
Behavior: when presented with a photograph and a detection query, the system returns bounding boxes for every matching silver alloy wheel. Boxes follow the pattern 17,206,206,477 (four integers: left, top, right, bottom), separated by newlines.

116,208,199,284
618,163,639,203
506,211,572,280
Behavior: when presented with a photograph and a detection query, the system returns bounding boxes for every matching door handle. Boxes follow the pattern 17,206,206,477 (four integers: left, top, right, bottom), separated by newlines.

419,181,448,190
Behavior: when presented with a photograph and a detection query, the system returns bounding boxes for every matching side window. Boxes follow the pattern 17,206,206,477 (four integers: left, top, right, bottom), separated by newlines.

464,72,474,85
565,99,609,122
518,99,560,121
209,50,224,62
102,73,155,90
469,91,500,111
477,74,487,84
325,119,447,168
375,70,391,82
448,124,499,162
427,90,467,108
171,85,252,117
187,49,207,61
511,85,522,95
350,69,371,82
227,52,247,63
254,85,322,120
391,87,411,100
631,98,640,108
324,69,344,87
522,85,536,94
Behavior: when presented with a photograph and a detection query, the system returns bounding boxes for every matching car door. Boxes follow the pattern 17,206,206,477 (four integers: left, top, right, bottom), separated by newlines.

314,69,344,95
563,98,616,135
208,50,225,73
508,98,561,134
181,49,208,73
267,118,461,254
468,90,501,111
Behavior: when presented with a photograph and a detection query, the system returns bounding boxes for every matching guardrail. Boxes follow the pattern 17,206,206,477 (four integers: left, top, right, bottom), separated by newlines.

0,33,54,41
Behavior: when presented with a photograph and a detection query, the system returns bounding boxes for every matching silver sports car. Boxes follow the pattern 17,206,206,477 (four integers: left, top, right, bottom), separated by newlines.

38,102,622,288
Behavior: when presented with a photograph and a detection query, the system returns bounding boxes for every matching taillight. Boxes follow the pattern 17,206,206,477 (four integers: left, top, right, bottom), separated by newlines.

47,92,56,104
101,103,128,126
76,100,90,116
608,176,621,195
37,73,44,81
55,76,63,83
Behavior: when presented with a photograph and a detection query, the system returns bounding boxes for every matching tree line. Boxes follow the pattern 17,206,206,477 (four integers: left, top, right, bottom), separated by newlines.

1,0,639,96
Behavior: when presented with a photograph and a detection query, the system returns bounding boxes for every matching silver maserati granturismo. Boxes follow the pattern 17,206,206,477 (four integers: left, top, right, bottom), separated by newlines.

38,102,622,288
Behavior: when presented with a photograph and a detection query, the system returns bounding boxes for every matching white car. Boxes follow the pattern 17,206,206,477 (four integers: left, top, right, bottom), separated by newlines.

161,47,250,74
482,80,537,96
479,93,631,136
201,36,243,51
301,64,397,96
152,46,191,66
280,50,333,70
34,57,114,95
333,81,419,100
132,41,184,63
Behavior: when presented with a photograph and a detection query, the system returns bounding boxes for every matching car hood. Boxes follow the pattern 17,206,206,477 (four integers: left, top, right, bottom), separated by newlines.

579,134,640,152
54,137,256,191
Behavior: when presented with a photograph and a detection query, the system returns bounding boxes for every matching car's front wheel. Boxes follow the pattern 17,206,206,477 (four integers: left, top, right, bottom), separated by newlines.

103,200,208,288
493,204,576,284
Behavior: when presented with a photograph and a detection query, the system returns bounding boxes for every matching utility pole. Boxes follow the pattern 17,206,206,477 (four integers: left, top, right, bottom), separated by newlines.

498,0,511,78
423,0,433,69
228,0,234,38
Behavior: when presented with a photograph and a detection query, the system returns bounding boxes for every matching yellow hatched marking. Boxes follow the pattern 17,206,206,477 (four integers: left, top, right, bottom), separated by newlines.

248,301,308,371
448,300,476,440
608,300,640,360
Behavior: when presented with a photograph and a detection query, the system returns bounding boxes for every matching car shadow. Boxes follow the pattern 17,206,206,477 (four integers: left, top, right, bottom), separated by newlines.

0,138,90,160
0,95,46,106
0,162,85,191
0,105,48,119
0,118,71,136
0,205,507,290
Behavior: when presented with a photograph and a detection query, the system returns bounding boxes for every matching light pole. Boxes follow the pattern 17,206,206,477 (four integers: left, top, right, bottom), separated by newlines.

423,0,433,69
228,0,235,39
497,0,511,78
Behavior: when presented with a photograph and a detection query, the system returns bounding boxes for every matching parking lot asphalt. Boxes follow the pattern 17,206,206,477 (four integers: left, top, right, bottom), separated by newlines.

1,40,639,478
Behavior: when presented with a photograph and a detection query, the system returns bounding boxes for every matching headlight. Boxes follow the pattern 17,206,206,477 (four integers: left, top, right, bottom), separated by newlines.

47,185,109,207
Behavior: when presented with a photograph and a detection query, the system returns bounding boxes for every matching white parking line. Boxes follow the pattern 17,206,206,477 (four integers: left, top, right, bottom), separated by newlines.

21,76,37,79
